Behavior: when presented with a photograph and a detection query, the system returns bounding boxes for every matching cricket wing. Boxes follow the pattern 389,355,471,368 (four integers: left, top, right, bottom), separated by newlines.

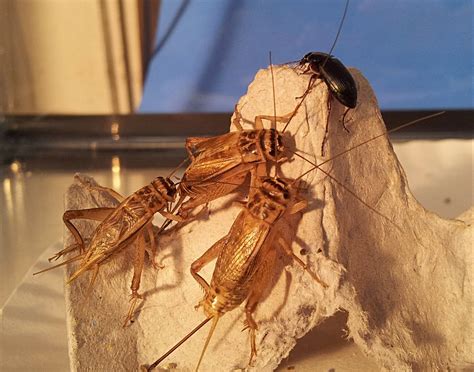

212,212,271,291
187,132,240,158
72,203,153,279
184,134,244,182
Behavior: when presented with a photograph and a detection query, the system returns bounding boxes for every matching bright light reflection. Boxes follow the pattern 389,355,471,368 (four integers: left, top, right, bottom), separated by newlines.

111,156,121,191
111,122,120,141
3,178,13,220
10,160,21,174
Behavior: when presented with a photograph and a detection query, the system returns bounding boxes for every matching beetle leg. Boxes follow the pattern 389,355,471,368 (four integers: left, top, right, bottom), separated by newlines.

123,231,147,327
341,107,352,132
278,237,327,288
296,74,318,99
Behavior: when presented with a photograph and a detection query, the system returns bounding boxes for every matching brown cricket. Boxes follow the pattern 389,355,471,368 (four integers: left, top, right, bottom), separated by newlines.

145,165,326,371
34,175,182,326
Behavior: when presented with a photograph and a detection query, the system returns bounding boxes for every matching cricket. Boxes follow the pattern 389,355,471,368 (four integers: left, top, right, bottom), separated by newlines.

34,174,182,326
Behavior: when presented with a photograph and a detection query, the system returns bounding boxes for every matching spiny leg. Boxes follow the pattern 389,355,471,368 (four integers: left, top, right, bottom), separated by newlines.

278,237,327,288
190,236,227,307
55,207,115,260
144,223,162,270
232,104,245,131
321,95,332,157
123,232,147,327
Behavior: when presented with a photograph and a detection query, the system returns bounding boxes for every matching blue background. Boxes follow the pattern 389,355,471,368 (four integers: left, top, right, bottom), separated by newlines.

140,0,472,112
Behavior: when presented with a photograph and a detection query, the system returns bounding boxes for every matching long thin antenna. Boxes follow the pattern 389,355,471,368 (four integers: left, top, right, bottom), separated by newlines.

166,157,189,179
294,111,445,183
147,317,212,371
291,150,401,230
327,0,350,58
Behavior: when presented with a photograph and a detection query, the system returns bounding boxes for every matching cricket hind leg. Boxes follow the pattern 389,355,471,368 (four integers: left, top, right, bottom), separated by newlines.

278,237,327,288
123,231,147,327
190,236,226,295
52,207,116,261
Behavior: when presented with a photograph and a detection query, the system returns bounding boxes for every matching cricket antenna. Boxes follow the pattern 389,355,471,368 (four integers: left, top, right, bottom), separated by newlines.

166,157,189,179
146,316,212,371
322,0,350,68
293,111,446,184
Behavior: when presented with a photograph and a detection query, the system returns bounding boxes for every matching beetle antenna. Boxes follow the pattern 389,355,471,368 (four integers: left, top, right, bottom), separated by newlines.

146,317,212,371
323,0,350,68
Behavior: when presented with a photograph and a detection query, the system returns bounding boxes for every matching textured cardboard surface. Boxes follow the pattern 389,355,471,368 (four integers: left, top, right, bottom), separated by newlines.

63,66,473,371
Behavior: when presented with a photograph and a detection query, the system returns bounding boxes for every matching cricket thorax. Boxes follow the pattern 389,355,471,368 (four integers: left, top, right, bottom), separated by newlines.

151,177,176,202
129,177,176,214
260,129,285,161
246,177,292,224
239,129,284,163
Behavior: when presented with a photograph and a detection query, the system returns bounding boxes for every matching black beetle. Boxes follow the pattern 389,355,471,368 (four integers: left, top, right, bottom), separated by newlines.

297,51,357,155
299,51,357,109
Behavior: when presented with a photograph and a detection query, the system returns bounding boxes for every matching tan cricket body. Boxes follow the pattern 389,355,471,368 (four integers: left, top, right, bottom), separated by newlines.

177,114,294,215
199,177,295,315
148,174,320,371
37,176,180,326
69,177,176,279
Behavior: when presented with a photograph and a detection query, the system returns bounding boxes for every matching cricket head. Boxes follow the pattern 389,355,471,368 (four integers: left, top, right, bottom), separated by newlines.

151,176,177,202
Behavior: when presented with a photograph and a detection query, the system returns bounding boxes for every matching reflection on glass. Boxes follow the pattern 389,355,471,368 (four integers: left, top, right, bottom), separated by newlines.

111,122,120,141
111,156,121,191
